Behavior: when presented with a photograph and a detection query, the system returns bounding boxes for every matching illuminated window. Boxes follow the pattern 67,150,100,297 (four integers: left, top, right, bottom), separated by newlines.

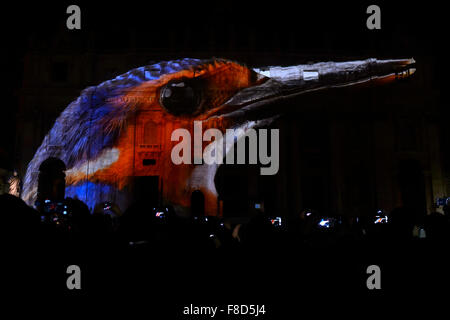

143,159,156,166
398,120,418,151
50,62,68,83
143,121,159,145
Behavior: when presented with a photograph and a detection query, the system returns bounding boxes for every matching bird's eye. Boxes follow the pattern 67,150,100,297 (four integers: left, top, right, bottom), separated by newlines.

160,80,202,115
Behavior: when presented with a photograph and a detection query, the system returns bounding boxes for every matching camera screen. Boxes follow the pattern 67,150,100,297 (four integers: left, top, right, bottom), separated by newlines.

374,216,388,224
318,218,336,229
270,217,282,226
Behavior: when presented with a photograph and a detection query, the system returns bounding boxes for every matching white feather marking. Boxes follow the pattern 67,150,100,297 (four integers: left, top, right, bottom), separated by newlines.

66,147,120,178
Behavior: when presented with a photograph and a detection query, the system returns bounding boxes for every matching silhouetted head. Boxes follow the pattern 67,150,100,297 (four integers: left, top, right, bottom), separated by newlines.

389,207,415,239
0,194,40,239
64,197,92,233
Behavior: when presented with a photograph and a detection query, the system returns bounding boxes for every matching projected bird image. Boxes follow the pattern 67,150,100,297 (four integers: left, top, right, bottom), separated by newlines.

21,57,415,216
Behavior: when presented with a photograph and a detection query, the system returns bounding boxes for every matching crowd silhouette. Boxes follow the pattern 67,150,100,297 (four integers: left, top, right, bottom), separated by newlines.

1,193,449,297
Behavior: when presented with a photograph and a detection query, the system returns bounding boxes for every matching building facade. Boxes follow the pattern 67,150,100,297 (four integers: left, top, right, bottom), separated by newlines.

14,29,448,218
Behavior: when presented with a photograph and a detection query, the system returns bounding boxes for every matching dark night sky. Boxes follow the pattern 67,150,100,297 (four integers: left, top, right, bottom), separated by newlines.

0,1,446,169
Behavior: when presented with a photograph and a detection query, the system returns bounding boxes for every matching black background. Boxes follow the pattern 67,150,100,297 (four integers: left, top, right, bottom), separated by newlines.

1,0,447,315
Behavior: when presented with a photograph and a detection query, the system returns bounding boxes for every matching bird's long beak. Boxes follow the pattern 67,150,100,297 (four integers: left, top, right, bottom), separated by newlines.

253,57,415,88
204,58,415,122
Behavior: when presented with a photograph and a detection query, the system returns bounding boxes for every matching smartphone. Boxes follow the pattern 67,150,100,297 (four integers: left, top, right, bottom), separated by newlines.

436,197,449,206
318,218,336,229
374,215,388,224
103,202,112,211
270,217,282,227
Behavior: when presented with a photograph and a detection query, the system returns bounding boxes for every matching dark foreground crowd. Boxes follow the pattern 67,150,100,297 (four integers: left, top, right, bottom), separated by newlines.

1,193,449,301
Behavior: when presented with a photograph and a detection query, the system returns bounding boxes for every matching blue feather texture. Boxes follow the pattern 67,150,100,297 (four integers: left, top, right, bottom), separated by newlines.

21,58,211,209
